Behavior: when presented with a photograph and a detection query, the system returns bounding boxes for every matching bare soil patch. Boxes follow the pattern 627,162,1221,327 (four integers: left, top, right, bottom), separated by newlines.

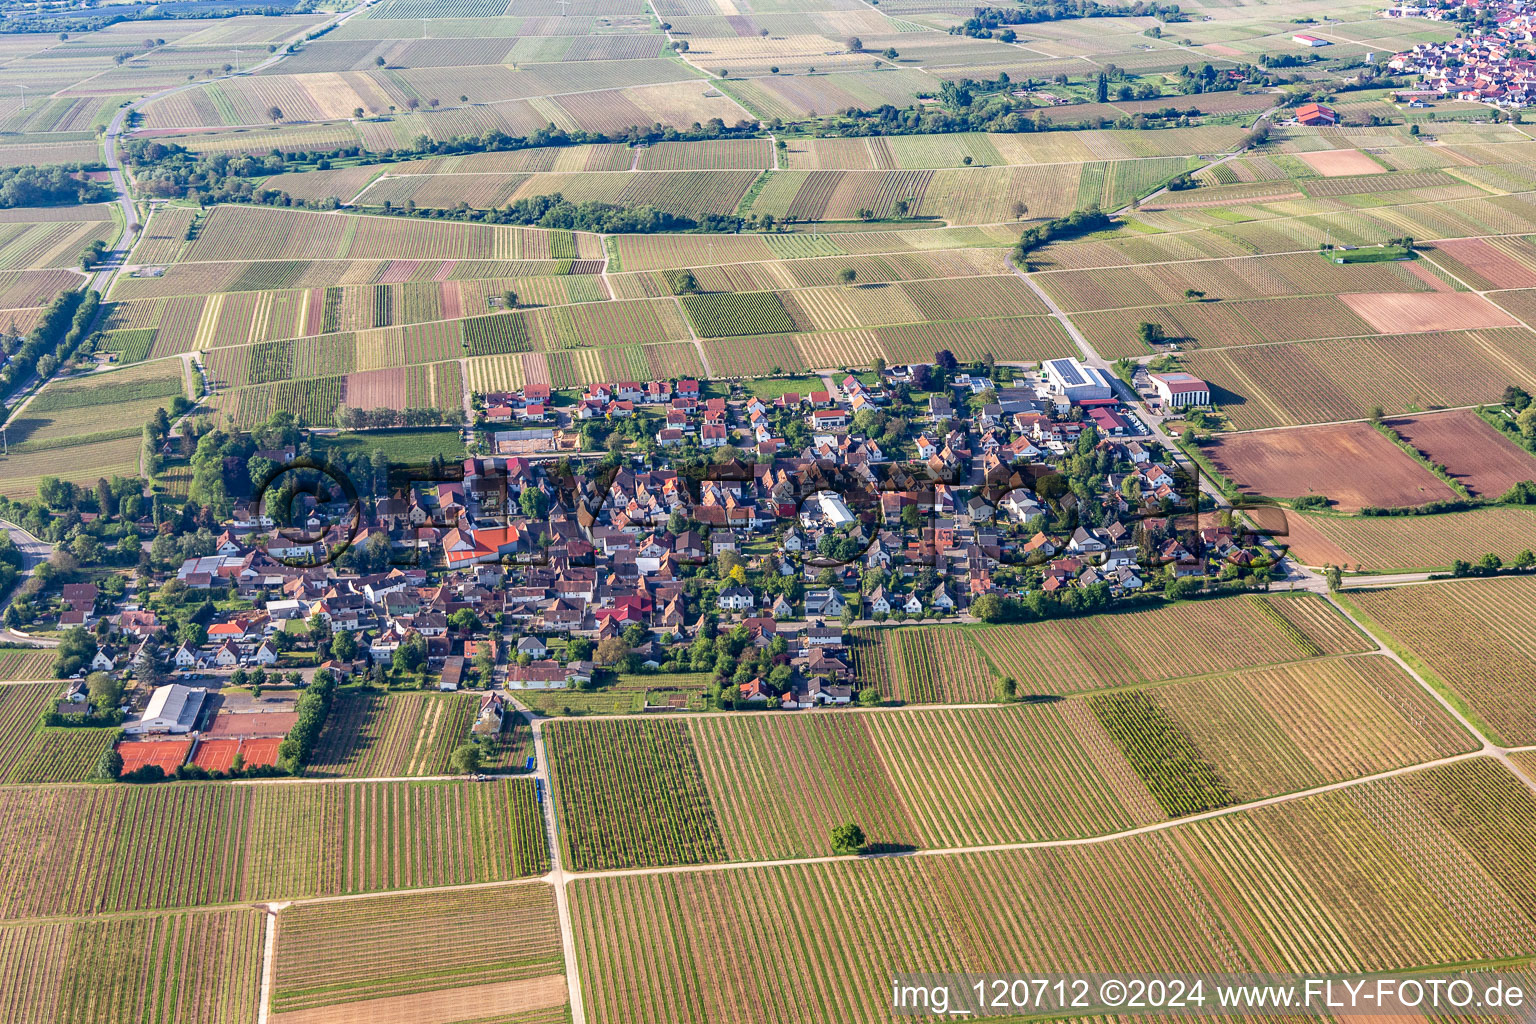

1297,149,1385,177
1205,421,1457,512
1389,409,1536,498
1339,291,1516,334
1429,238,1536,290
1281,514,1352,567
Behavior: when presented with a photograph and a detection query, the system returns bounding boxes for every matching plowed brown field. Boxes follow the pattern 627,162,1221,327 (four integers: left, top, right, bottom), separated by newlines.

1340,291,1516,334
1297,149,1384,176
1388,409,1536,498
1205,421,1456,511
1427,238,1536,290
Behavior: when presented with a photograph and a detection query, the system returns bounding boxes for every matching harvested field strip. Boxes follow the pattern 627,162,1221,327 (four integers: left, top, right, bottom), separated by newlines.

1387,409,1536,498
1203,421,1457,512
272,885,563,1013
1184,327,1536,431
1285,505,1536,572
1340,291,1516,335
966,594,1370,696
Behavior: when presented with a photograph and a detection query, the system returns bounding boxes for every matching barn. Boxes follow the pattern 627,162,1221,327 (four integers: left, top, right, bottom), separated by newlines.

1150,372,1212,408
1295,102,1339,125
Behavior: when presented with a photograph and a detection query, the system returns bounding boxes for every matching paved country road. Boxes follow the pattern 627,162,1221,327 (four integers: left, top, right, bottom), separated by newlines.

0,518,56,647
92,0,382,294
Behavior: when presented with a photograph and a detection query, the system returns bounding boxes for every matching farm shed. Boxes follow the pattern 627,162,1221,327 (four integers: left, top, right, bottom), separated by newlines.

124,684,208,735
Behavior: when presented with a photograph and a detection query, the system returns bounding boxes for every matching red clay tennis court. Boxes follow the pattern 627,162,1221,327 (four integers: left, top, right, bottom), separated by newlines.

117,739,192,773
191,736,283,772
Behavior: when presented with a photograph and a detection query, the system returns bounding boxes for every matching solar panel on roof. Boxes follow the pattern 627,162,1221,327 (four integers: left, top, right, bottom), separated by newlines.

1051,359,1086,386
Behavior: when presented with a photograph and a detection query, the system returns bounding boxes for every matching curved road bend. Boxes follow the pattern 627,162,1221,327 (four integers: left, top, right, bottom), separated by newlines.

94,0,383,291
0,518,56,647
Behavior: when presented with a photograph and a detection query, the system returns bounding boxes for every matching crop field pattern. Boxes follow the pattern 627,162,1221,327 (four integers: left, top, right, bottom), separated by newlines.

964,594,1370,696
570,759,1536,1023
547,719,725,871
0,779,546,919
307,692,516,777
1348,575,1536,746
271,885,565,1016
0,908,264,1024
27,5,1536,1017
858,626,997,703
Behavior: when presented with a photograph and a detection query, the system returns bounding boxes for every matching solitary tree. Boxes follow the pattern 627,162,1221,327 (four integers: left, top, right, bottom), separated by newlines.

353,107,365,119
502,289,518,310
831,822,867,855
267,106,283,122
996,676,1017,702
847,37,863,52
837,267,857,287
375,55,386,67
1324,564,1343,591
95,747,123,781
449,743,483,775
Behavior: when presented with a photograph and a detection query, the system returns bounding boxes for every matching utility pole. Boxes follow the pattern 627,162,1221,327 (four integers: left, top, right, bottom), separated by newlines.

16,85,24,112
558,0,569,15
231,48,242,73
